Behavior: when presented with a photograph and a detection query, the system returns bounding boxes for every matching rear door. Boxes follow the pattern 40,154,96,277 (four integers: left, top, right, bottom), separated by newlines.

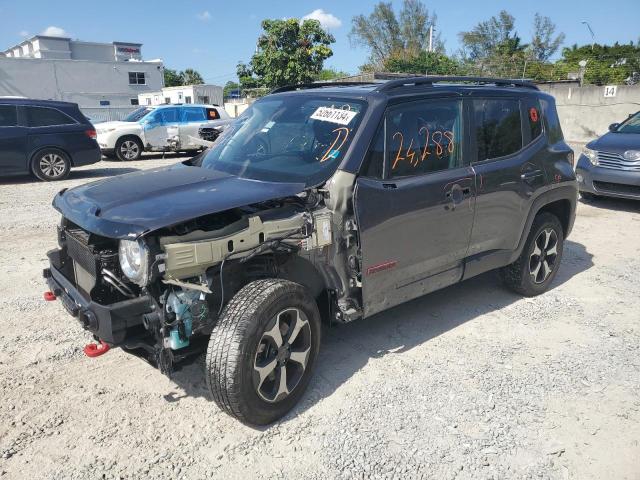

178,106,207,147
0,104,27,175
466,96,547,263
23,105,82,165
354,97,476,317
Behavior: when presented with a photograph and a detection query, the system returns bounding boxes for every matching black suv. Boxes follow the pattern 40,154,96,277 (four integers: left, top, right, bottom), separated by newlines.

44,77,577,425
0,98,100,181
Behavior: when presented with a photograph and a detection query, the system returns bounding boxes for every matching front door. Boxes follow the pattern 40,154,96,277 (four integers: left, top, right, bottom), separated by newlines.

142,107,180,148
0,104,27,175
355,97,476,317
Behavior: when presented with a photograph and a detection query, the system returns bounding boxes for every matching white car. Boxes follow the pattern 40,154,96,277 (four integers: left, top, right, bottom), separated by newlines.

96,104,232,161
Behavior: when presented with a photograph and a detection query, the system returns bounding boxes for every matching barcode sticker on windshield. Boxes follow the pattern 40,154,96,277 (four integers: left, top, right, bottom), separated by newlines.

311,107,358,125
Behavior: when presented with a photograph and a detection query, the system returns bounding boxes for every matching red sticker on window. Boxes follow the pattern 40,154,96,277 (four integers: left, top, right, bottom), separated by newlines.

529,107,539,123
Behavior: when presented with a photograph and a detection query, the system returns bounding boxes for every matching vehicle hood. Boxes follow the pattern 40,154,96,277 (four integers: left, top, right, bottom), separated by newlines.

587,132,640,153
96,121,141,132
52,163,306,239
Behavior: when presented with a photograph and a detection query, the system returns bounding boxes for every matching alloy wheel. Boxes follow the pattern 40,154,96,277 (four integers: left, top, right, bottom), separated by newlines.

529,228,558,284
39,153,67,178
253,308,312,403
120,140,140,160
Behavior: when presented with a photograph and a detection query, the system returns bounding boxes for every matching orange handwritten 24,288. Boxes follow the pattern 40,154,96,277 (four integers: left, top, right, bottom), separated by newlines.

392,129,455,170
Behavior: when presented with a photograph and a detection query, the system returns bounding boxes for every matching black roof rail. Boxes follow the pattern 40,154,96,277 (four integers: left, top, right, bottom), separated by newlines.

375,76,539,92
270,82,377,94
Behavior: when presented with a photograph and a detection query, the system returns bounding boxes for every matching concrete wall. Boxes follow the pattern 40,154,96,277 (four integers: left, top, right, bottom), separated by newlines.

538,84,640,144
138,85,223,106
0,57,163,107
69,42,114,62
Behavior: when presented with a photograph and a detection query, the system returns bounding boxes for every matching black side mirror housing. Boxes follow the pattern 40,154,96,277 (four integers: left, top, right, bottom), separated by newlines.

609,123,620,132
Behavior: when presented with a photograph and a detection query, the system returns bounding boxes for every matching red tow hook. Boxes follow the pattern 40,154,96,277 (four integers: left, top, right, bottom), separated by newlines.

44,291,57,301
83,341,111,358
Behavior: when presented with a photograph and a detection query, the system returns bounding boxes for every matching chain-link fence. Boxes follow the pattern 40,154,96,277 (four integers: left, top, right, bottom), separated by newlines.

457,53,640,85
80,106,138,123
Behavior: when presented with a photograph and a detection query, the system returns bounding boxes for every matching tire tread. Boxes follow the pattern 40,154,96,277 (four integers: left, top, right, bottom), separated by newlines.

205,279,304,423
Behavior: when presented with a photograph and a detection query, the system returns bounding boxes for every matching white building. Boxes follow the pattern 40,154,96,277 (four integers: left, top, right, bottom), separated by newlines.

138,84,223,107
0,35,164,110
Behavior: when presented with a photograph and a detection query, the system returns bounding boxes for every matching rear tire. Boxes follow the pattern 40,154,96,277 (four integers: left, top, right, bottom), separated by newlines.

500,212,564,297
115,137,143,161
205,279,321,426
31,148,71,181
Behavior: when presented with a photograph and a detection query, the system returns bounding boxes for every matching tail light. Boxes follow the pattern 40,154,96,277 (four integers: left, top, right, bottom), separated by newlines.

85,129,97,139
567,151,574,167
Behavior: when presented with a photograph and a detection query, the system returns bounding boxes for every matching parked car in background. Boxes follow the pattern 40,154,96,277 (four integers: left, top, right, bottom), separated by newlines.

576,111,640,201
0,98,100,181
44,76,577,425
96,104,233,161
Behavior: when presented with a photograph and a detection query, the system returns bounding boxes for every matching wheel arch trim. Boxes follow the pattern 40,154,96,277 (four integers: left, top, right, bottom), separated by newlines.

29,145,72,168
509,185,577,264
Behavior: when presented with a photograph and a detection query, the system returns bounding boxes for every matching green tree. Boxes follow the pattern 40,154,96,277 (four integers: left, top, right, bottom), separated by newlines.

558,42,640,85
236,62,260,90
247,18,335,88
315,67,350,81
459,10,521,61
384,51,459,75
350,0,442,68
223,80,240,98
163,67,205,86
530,13,565,61
180,68,204,85
163,68,182,87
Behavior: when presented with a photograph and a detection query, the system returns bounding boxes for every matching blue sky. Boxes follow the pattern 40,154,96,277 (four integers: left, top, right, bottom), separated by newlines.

1,0,638,85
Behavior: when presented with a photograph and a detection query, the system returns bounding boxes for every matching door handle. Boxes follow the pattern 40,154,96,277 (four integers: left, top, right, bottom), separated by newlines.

382,183,397,190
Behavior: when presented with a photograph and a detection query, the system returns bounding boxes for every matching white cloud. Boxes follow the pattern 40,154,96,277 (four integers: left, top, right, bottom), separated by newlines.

19,30,29,37
41,26,67,37
196,11,211,21
301,9,342,30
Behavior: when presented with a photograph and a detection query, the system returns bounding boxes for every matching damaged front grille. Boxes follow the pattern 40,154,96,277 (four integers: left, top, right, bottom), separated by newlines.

60,225,134,302
65,229,98,277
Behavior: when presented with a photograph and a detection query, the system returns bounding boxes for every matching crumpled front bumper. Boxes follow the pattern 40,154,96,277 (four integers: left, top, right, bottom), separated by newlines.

44,249,153,345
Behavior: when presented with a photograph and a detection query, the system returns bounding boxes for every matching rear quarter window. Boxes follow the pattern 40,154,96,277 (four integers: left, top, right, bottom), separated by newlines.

0,105,18,127
25,106,76,127
523,97,543,142
540,98,564,144
206,108,220,120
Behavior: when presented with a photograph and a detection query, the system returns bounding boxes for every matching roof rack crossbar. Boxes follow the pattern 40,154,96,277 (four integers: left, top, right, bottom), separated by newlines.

375,76,539,92
270,82,377,94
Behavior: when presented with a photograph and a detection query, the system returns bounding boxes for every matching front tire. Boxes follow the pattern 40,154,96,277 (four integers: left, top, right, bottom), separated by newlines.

115,137,143,161
31,148,71,181
205,279,321,425
500,212,564,296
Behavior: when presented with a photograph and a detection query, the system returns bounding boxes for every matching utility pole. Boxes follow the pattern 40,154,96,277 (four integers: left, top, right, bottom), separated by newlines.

581,21,596,51
427,25,434,53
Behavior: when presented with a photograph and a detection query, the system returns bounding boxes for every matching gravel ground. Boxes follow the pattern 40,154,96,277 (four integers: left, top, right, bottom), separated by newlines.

0,154,639,480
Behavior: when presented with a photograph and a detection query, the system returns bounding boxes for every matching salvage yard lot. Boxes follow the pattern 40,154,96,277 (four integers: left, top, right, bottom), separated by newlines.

0,155,639,480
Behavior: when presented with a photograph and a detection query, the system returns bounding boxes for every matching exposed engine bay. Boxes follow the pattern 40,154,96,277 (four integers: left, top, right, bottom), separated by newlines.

47,171,362,374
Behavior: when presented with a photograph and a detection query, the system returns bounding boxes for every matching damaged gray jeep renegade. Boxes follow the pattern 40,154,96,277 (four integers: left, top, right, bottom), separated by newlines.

44,77,577,425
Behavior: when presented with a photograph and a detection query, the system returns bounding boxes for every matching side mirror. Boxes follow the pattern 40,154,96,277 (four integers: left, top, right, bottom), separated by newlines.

609,123,620,132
